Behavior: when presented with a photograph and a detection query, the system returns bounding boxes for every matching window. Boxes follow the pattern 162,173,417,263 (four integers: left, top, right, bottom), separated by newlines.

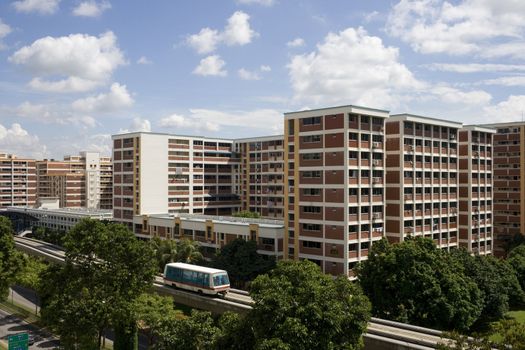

302,188,321,196
302,240,321,249
302,223,321,231
302,171,322,178
302,135,321,143
302,153,322,160
302,117,321,126
302,206,322,213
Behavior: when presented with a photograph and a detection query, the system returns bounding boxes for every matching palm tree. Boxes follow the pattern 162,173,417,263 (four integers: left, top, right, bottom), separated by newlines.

175,239,203,264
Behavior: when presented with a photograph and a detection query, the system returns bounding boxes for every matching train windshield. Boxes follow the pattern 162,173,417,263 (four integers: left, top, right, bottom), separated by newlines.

212,273,230,287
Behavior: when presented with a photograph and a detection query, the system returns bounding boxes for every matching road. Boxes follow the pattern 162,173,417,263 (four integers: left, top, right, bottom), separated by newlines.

0,308,59,349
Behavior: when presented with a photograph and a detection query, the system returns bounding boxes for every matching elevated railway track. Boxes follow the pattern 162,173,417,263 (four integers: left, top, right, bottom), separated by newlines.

14,236,452,349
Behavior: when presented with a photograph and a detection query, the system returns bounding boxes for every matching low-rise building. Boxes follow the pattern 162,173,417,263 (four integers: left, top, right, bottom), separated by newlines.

133,213,284,258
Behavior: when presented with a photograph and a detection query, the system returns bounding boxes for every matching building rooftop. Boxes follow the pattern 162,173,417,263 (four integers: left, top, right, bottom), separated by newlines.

284,104,389,116
390,113,463,128
145,213,285,228
5,206,113,217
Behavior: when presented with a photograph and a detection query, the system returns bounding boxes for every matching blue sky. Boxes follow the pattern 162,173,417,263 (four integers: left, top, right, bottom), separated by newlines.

1,0,525,158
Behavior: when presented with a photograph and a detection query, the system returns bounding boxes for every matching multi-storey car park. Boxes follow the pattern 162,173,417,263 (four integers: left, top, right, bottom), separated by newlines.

458,126,495,255
283,105,388,276
385,114,461,250
0,153,37,208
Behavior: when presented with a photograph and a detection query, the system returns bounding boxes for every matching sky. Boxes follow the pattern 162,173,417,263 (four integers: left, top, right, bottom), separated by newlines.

1,0,525,159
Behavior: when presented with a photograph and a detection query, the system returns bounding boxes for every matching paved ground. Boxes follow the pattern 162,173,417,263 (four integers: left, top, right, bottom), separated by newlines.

0,308,60,349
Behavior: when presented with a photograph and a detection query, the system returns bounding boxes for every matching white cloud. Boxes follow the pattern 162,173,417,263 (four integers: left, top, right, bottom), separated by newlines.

28,76,101,93
480,76,525,86
159,113,218,132
238,68,260,80
72,1,111,17
288,27,423,108
425,63,525,73
187,28,221,55
186,11,257,54
12,0,60,14
159,109,282,134
260,65,271,72
386,0,525,58
72,82,134,113
430,85,492,105
222,11,258,46
364,10,380,23
119,117,151,133
236,0,275,6
193,55,227,77
9,31,125,93
287,37,305,48
136,56,152,65
0,122,47,159
0,19,11,50
10,101,98,128
484,95,525,122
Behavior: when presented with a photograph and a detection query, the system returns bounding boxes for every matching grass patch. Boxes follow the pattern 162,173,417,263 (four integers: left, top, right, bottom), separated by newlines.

488,309,525,343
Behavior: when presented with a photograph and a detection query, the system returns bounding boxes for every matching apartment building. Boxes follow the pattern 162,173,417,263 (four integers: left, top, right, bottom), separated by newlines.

480,122,525,255
458,126,494,255
234,136,285,219
134,213,284,258
385,114,461,249
284,105,388,276
36,152,112,210
112,133,241,227
0,153,37,208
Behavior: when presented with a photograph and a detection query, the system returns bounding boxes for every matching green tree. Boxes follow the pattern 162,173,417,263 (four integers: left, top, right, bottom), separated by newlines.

450,249,524,324
357,238,482,331
210,238,275,289
30,226,64,245
40,219,157,349
153,310,219,350
151,238,203,273
0,216,25,301
134,293,184,347
214,312,254,350
507,245,525,292
247,260,371,350
232,211,261,218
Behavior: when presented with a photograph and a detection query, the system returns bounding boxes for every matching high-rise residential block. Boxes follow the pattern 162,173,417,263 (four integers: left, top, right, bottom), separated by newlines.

36,152,112,209
0,153,37,208
480,122,525,255
458,126,494,255
234,136,285,219
112,133,241,227
385,114,460,250
284,105,388,276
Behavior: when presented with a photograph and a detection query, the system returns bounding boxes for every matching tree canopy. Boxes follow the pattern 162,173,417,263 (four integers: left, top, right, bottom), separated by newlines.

40,218,157,349
0,216,25,301
209,238,275,289
450,249,524,325
247,259,371,350
357,238,482,331
150,237,203,273
507,244,525,292
232,211,261,218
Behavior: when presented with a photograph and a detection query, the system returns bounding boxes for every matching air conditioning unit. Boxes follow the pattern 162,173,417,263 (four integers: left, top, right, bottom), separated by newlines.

373,160,380,166
373,142,381,149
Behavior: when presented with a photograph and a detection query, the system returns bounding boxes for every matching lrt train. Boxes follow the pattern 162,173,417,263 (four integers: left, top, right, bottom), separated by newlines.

163,262,230,295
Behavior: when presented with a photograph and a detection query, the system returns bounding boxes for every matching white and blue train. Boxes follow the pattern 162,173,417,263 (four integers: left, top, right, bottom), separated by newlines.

163,262,230,295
